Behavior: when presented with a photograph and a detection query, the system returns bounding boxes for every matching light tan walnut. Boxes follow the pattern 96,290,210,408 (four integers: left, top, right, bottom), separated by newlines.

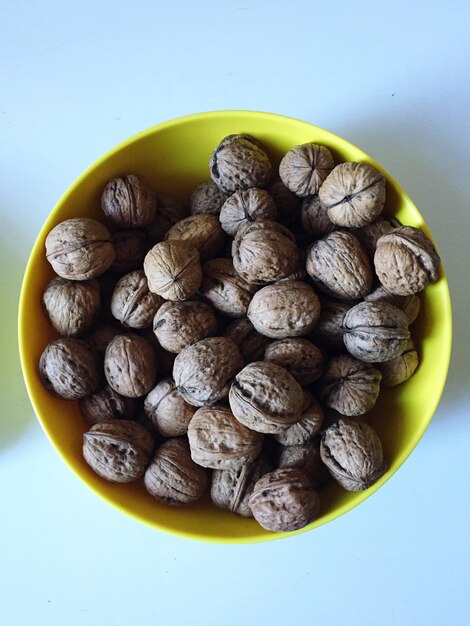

153,300,217,353
165,214,226,261
264,338,323,385
144,378,196,437
199,258,259,317
104,334,157,398
190,181,228,215
219,188,277,236
42,277,100,337
279,143,334,197
143,240,202,301
111,270,164,329
273,391,324,446
375,338,419,386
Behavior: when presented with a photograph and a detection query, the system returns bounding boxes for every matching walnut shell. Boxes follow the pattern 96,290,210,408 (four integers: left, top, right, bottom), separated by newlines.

364,285,420,325
308,297,356,350
319,162,386,227
229,361,304,434
79,384,138,426
247,281,321,339
374,226,441,295
300,194,336,238
173,337,243,407
143,240,202,301
42,277,100,337
144,378,196,437
109,229,150,273
224,317,270,363
45,218,115,280
146,193,188,244
86,323,124,353
375,338,419,387
39,338,100,400
264,338,323,385
144,438,208,506
277,442,329,489
165,214,226,261
354,216,401,257
273,390,324,445
101,174,156,228
153,300,217,353
83,419,154,483
248,468,321,532
320,418,386,491
199,258,259,317
111,270,164,329
266,177,301,228
190,181,228,215
104,334,157,398
306,231,373,300
219,188,277,236
279,143,334,197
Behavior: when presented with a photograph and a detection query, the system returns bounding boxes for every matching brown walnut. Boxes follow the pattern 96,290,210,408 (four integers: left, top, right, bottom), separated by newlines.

109,229,150,273
219,188,277,236
277,442,329,489
165,214,226,261
308,297,356,350
42,277,100,337
153,300,217,353
111,270,164,329
86,323,125,354
190,181,228,215
264,338,324,385
300,194,336,238
144,378,196,437
146,193,188,244
279,143,334,197
266,177,301,228
224,317,270,363
143,240,202,301
376,338,419,387
199,258,259,317
365,285,420,325
104,334,157,398
101,174,156,228
273,390,324,446
79,384,138,426
354,216,401,257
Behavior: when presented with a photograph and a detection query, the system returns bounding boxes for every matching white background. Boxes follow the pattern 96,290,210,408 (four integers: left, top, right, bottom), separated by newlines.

1,1,469,625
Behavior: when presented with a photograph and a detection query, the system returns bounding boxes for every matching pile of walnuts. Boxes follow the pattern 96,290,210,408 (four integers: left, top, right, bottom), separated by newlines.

39,134,441,533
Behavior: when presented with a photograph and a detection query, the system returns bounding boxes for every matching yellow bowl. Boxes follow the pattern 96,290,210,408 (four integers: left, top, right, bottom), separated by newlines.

18,111,452,543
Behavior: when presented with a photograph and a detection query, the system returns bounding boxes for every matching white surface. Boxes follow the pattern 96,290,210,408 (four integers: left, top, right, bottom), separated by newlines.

1,1,469,625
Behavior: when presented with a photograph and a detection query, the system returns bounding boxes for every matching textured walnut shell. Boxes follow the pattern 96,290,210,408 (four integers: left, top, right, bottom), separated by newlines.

146,193,188,244
229,361,304,434
374,226,441,296
219,188,277,236
247,281,321,339
39,338,100,400
111,270,164,329
79,384,138,426
266,177,301,228
319,162,386,227
45,218,115,280
190,181,228,215
109,229,150,273
300,194,336,238
277,442,329,489
273,391,324,446
318,354,382,416
144,438,208,506
86,323,124,353
320,418,386,491
165,214,226,261
224,317,270,363
308,297,355,350
153,300,217,353
365,285,420,325
279,143,334,197
143,240,202,301
376,338,419,387
343,301,410,363
42,277,100,337
83,419,154,483
144,378,196,437
306,231,373,300
104,334,157,398
101,174,156,228
264,338,323,385
173,337,243,407
248,468,321,532
354,216,401,257
199,258,259,317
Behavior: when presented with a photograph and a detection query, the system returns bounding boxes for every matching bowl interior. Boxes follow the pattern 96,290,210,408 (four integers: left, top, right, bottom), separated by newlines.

19,111,452,543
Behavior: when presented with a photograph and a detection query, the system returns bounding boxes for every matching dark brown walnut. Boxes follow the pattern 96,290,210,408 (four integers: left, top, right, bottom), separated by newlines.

147,192,188,244
101,174,156,228
173,337,243,407
143,240,202,301
354,216,401,257
153,300,217,353
45,218,115,280
229,361,304,434
306,231,373,300
111,270,164,329
210,134,273,194
83,419,154,483
39,338,100,400
300,194,336,238
188,406,263,470
374,226,441,296
274,390,324,446
144,378,196,437
165,214,226,261
109,229,150,273
318,354,382,416
365,285,420,325
42,277,100,337
319,162,386,228
104,334,157,398
87,323,124,353
144,438,208,506
190,181,228,215
211,455,272,517
320,418,386,491
79,384,138,426
266,177,301,228
343,301,410,363
232,219,300,285
219,188,277,236
264,338,324,385
274,250,308,284
376,338,419,387
277,442,329,489
142,329,176,377
308,297,356,350
224,317,270,363
248,468,321,532
247,281,320,339
199,258,259,317
279,143,334,197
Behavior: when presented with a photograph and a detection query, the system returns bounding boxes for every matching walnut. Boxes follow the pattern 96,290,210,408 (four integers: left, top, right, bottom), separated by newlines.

343,301,410,363
83,419,154,483
210,134,273,194
247,281,320,339
365,285,420,324
79,384,138,426
354,216,401,257
110,270,164,329
376,338,419,387
318,354,382,416
308,297,356,350
143,240,202,301
144,438,208,506
306,231,373,299
248,468,321,532
165,214,226,261
374,226,441,295
279,143,334,197
96,272,119,322
39,338,100,400
142,329,176,377
229,361,304,434
144,378,196,437
278,442,329,489
232,220,300,285
173,337,243,407
273,390,324,446
319,162,386,227
86,323,124,353
266,177,301,228
45,218,115,280
264,338,323,385
219,188,277,236
188,406,263,470
190,181,228,215
42,277,100,337
147,192,188,243
104,334,157,397
224,318,270,363
109,229,150,273
153,300,217,353
274,251,308,285
300,194,336,238
199,258,259,317
101,174,156,228
320,418,386,491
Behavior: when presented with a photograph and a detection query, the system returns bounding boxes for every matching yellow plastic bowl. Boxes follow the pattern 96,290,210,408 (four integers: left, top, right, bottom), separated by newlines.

19,111,452,543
